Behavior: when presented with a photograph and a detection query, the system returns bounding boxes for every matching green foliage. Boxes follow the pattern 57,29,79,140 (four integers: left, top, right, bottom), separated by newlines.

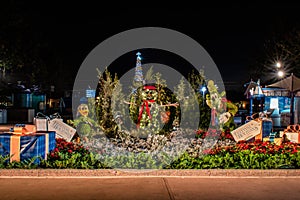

87,98,96,119
188,70,211,130
111,81,126,121
167,140,300,169
39,151,107,169
167,150,300,169
174,76,199,129
101,152,163,169
0,155,9,168
174,70,210,130
144,66,154,82
95,68,121,137
0,155,39,169
76,122,93,137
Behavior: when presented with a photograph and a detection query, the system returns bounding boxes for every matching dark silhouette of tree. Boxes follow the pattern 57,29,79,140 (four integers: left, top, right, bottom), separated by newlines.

0,1,66,94
249,21,300,85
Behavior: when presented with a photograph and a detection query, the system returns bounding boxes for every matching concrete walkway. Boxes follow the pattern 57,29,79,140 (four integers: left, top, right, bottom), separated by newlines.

1,169,300,200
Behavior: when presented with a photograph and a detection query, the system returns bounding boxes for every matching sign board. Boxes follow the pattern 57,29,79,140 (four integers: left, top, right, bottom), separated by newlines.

34,118,48,131
231,120,262,142
86,89,96,98
284,132,300,143
34,118,63,131
49,119,76,142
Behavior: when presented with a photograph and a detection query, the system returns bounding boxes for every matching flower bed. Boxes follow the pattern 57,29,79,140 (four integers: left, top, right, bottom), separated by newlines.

168,140,300,169
1,129,300,169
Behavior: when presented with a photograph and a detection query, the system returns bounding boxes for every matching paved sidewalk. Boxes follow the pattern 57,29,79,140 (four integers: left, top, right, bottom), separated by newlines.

1,169,300,200
1,169,300,177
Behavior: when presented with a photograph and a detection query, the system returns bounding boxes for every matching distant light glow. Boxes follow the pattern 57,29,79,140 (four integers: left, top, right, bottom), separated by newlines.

276,62,281,68
201,86,207,93
277,70,284,77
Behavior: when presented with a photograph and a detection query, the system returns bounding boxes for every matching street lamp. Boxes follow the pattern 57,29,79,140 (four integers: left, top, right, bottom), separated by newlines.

277,70,284,78
276,62,281,68
275,61,285,79
201,85,207,106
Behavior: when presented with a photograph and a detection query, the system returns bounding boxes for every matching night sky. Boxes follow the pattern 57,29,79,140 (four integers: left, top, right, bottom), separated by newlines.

2,2,300,101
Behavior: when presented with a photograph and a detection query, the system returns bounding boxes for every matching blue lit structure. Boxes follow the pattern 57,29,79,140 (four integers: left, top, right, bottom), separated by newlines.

266,73,300,125
244,79,264,116
262,88,291,127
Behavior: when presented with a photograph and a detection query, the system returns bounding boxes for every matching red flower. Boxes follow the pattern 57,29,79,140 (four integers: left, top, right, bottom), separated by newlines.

292,148,298,154
202,149,210,154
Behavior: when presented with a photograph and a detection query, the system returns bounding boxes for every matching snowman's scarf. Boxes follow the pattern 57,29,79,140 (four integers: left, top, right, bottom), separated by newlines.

137,99,156,128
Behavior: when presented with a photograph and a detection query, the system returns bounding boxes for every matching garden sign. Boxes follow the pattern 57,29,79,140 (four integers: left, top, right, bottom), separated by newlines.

48,119,76,142
231,120,262,142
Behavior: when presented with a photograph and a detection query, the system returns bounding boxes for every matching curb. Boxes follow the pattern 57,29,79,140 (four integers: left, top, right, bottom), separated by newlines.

1,169,300,177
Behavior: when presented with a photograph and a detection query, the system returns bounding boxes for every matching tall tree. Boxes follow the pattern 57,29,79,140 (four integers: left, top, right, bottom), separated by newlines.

96,68,120,137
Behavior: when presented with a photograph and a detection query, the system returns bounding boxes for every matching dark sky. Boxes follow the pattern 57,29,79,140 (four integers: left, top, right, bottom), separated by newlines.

2,2,300,100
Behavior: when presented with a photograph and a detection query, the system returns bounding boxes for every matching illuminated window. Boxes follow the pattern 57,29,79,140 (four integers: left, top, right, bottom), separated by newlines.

270,98,279,109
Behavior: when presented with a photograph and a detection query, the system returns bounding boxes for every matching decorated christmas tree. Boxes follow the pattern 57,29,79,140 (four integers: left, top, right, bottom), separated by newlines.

133,52,144,84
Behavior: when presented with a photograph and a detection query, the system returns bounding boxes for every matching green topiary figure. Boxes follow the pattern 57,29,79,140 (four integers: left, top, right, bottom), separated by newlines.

206,80,238,132
69,103,100,142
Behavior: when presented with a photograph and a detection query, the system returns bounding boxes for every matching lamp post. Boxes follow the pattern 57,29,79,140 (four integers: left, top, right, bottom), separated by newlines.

201,85,207,106
276,62,281,68
277,70,284,78
275,61,285,80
